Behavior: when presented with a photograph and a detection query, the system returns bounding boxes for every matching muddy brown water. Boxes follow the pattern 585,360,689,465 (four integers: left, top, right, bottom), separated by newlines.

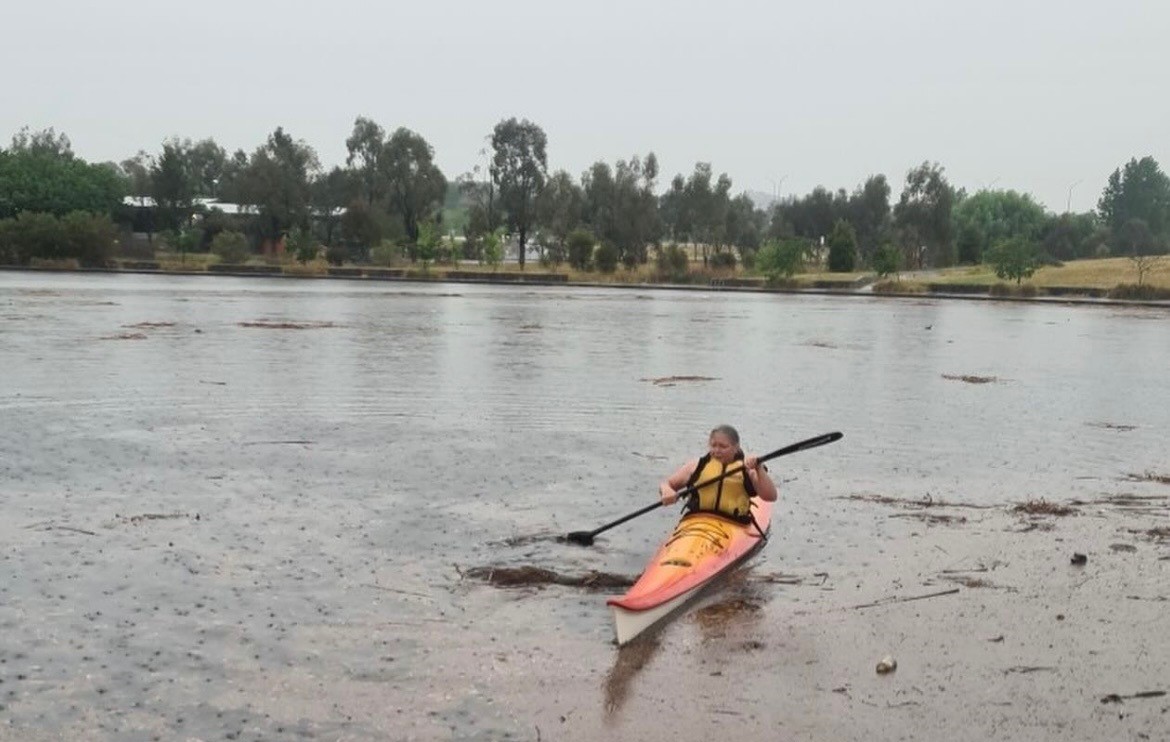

2,272,1169,740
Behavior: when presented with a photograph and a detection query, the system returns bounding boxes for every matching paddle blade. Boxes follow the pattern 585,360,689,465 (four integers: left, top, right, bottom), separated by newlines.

564,531,596,546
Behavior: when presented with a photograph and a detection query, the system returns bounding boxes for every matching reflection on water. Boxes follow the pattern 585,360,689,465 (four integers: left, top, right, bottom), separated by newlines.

604,634,664,716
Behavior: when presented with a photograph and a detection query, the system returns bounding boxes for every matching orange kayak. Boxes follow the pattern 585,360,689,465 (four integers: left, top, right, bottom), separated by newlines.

607,498,772,645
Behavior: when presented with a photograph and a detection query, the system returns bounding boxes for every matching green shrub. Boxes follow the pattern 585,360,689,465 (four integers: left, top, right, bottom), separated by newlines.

325,245,348,266
827,219,857,272
370,240,402,267
656,244,690,280
567,229,595,271
60,211,117,266
287,229,319,264
755,238,807,280
210,230,250,264
987,237,1040,284
593,242,619,273
0,211,116,266
872,244,901,278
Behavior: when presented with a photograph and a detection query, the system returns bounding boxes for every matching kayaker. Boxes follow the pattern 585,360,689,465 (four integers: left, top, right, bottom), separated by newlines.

658,425,778,521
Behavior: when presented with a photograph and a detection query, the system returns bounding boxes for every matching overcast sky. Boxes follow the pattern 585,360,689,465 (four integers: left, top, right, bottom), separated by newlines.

5,0,1167,212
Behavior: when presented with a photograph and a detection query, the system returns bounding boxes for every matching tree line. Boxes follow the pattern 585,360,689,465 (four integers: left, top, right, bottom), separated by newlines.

1,121,1168,275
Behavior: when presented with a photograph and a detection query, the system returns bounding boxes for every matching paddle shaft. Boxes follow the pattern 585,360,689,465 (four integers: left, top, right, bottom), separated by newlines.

572,431,843,542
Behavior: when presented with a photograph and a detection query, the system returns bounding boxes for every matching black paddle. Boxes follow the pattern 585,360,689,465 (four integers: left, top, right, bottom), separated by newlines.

564,431,843,546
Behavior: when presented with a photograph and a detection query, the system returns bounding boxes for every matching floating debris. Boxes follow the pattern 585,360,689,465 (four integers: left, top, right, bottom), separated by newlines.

640,375,719,386
238,320,337,330
1129,527,1170,541
1100,690,1166,704
1070,552,1088,566
841,493,991,510
462,565,635,590
1125,471,1170,486
943,576,993,588
889,512,968,525
876,655,897,674
123,321,176,329
100,332,147,341
1087,421,1138,431
115,512,199,526
1012,499,1077,516
941,374,999,384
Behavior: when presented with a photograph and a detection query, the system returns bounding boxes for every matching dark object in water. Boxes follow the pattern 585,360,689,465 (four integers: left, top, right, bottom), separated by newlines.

941,373,999,384
1071,553,1087,566
1012,499,1077,517
464,566,634,590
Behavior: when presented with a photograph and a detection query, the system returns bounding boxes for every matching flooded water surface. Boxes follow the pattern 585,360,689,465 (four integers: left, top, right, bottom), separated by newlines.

2,272,1168,741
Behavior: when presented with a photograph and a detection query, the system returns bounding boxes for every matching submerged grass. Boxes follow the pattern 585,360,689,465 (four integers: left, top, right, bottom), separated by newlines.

1012,499,1077,516
942,374,1000,384
462,565,635,590
1126,471,1170,486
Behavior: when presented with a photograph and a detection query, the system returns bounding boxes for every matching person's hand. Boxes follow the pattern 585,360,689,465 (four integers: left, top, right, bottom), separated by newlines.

744,454,760,472
660,483,679,505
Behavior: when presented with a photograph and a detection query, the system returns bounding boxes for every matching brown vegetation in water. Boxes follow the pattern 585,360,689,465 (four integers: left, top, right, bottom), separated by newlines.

942,373,999,384
1125,471,1170,486
462,565,635,590
238,320,337,330
123,322,176,329
640,375,719,386
1086,421,1138,431
1012,499,1077,516
100,332,147,340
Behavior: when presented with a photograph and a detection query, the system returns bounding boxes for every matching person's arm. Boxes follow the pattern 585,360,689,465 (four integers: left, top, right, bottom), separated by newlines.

744,454,778,502
660,459,698,505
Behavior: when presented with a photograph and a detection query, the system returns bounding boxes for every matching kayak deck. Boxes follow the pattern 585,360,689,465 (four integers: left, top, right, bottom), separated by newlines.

607,499,772,645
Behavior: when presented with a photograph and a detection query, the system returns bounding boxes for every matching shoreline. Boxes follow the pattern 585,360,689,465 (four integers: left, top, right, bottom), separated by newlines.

2,264,1169,310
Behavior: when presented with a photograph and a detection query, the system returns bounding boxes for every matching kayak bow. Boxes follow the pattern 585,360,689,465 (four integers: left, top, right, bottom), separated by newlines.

606,498,772,645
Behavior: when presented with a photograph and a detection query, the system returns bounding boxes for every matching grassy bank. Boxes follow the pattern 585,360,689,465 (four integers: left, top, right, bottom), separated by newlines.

927,257,1170,289
18,252,1169,303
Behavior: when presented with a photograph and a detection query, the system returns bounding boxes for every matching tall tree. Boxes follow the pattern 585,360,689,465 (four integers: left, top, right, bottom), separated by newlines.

491,118,547,268
236,127,320,246
1040,212,1098,261
381,127,447,244
893,162,956,268
150,139,196,230
725,193,765,256
9,126,73,160
827,219,858,272
953,189,1048,264
0,136,124,219
311,166,356,247
536,169,584,263
120,151,153,198
848,175,891,264
188,138,227,198
659,174,688,244
1098,156,1170,242
345,117,387,206
582,154,661,267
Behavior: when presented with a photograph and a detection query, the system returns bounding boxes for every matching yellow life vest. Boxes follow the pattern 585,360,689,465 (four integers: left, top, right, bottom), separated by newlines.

686,452,756,521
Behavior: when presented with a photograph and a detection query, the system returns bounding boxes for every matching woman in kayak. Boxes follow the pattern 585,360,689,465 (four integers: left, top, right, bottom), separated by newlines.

658,425,778,521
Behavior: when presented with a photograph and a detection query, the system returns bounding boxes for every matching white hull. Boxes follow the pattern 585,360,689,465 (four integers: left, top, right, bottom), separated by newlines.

610,584,703,645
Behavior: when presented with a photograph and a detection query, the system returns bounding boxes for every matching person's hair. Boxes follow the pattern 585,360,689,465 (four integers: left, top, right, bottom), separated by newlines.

709,425,740,446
